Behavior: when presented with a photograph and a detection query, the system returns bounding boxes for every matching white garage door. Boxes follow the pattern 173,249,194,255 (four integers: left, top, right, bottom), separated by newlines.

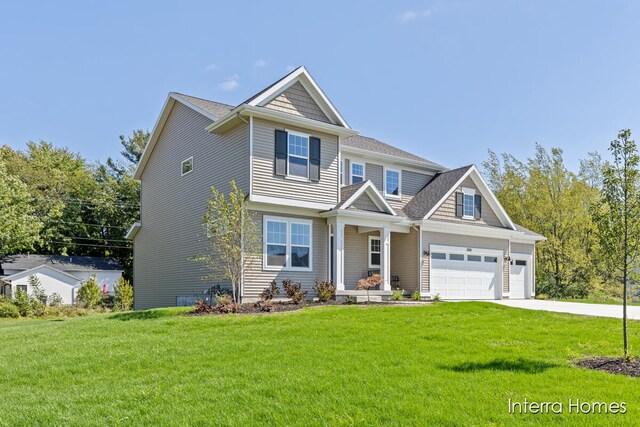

509,258,529,299
430,246,502,300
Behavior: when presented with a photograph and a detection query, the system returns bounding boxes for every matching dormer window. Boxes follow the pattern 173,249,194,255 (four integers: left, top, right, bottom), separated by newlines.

351,163,364,184
287,132,309,178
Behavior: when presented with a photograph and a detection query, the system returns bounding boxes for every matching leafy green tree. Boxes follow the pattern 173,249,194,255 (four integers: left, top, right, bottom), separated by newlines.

76,275,102,308
114,277,134,310
593,130,640,359
28,275,48,305
0,159,42,256
194,181,260,303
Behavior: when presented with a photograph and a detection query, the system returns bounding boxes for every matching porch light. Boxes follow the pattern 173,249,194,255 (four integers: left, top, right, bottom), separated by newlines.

504,255,511,262
423,251,430,256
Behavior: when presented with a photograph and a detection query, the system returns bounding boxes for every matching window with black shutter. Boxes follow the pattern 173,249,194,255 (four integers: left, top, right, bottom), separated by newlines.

273,129,321,181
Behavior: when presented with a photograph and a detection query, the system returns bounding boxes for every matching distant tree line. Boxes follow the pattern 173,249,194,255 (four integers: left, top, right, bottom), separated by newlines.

0,130,149,279
483,130,640,302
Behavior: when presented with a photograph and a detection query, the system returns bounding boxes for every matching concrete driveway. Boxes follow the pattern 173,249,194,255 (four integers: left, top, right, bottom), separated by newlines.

490,299,640,320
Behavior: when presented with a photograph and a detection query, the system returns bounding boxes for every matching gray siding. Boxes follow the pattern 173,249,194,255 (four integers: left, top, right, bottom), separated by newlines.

243,211,328,300
391,229,419,293
252,118,339,205
265,82,331,123
403,170,432,197
350,193,381,212
430,177,505,228
134,102,249,309
421,231,510,294
511,242,535,255
344,226,377,289
365,163,383,190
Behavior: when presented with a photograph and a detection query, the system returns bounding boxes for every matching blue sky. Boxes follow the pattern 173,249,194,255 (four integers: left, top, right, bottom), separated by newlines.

1,1,639,171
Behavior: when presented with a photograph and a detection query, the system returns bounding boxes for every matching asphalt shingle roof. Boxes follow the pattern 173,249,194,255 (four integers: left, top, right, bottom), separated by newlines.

402,165,473,220
333,181,368,209
173,93,235,119
342,135,445,170
0,255,123,272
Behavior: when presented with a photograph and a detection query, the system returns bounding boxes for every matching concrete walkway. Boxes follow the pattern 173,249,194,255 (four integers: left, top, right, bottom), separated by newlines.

490,299,640,320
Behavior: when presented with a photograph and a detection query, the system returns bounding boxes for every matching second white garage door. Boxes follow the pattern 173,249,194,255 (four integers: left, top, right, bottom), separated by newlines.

430,246,502,300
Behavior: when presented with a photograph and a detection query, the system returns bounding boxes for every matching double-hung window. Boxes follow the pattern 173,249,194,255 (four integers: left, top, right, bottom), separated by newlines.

369,236,381,268
462,187,475,219
264,216,312,270
385,169,400,198
287,132,309,178
351,162,364,184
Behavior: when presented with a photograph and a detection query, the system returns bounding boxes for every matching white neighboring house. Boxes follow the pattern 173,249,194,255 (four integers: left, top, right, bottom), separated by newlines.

0,255,124,305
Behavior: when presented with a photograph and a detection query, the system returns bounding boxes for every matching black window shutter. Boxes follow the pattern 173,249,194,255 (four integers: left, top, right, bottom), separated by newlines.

274,130,287,176
474,194,482,219
455,192,464,217
309,137,321,182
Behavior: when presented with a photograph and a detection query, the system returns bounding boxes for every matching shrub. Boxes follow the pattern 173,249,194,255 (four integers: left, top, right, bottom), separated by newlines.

356,274,383,303
76,275,102,309
255,299,274,312
28,275,48,305
313,279,336,302
411,291,421,301
214,294,238,313
282,279,307,304
345,296,355,305
114,277,134,310
536,293,549,300
0,302,19,318
13,289,33,317
260,280,280,301
194,299,213,314
392,290,403,301
49,293,64,307
431,293,441,302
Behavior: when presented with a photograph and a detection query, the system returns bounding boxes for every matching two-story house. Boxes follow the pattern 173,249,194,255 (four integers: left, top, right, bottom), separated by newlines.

127,66,544,309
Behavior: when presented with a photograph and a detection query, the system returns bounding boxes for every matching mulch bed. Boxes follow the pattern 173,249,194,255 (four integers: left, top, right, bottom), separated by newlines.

575,357,640,378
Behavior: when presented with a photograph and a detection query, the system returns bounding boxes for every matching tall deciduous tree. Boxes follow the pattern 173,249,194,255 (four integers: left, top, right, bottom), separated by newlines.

194,181,260,303
0,160,42,256
593,130,640,359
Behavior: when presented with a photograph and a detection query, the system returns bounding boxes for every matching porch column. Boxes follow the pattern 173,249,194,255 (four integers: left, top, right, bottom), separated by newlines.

381,226,391,291
334,221,345,291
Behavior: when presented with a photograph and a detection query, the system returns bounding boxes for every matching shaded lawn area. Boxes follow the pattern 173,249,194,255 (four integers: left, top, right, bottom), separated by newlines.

1,303,640,426
553,298,640,307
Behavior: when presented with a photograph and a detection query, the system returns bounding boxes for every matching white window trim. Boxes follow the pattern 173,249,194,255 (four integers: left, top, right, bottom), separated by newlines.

263,215,313,272
181,156,193,176
462,187,475,220
351,162,365,184
368,235,381,269
383,166,402,200
285,129,310,181
340,159,344,187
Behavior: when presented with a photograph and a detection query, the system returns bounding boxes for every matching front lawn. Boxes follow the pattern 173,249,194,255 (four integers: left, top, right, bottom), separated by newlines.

1,303,639,426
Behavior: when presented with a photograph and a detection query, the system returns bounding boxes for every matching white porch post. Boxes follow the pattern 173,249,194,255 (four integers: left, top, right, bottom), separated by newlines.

381,226,391,291
334,221,345,291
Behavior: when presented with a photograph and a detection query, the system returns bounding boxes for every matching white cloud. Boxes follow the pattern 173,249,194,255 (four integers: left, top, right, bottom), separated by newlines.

218,74,240,91
205,63,219,72
254,59,267,68
399,9,434,23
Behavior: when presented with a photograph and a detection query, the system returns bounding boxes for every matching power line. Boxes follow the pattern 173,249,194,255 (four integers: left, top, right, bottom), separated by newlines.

46,220,132,230
30,196,140,208
45,241,133,250
58,236,132,244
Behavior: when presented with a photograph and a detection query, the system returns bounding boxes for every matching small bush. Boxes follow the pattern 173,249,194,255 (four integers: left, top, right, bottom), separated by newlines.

431,293,441,302
260,280,280,301
114,277,134,310
255,299,274,312
77,275,102,309
194,299,213,314
45,305,90,318
345,296,355,305
0,302,19,318
392,290,403,301
214,294,238,313
13,289,33,317
411,291,421,301
313,279,336,302
28,275,48,306
282,279,307,304
49,293,64,307
536,293,549,300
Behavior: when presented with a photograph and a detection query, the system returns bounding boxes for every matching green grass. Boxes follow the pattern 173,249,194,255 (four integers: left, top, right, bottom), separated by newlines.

1,303,640,426
553,298,640,306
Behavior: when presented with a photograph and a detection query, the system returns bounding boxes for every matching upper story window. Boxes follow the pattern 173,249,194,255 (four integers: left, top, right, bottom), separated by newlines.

264,216,312,271
274,129,321,182
385,169,400,198
463,187,475,219
287,132,309,178
351,162,364,184
181,157,193,176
